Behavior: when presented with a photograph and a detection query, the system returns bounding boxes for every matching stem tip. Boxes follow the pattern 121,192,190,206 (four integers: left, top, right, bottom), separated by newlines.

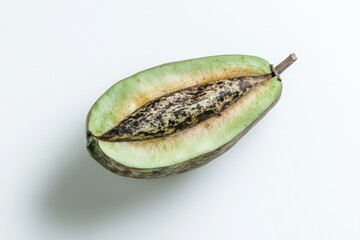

274,53,297,75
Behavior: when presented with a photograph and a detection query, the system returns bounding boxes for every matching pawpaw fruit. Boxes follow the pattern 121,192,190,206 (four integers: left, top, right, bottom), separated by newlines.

86,54,296,178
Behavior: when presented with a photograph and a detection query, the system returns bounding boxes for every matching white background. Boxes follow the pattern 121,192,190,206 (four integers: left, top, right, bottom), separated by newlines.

1,0,360,239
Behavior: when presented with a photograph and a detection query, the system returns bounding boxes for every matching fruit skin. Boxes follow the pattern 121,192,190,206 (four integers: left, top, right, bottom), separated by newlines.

87,55,295,178
86,91,280,179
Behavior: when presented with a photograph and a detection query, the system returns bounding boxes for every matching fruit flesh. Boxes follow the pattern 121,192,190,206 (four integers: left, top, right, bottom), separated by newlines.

86,55,282,175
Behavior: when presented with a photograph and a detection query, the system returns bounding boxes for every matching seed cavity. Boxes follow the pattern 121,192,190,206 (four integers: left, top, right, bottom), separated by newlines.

99,74,272,142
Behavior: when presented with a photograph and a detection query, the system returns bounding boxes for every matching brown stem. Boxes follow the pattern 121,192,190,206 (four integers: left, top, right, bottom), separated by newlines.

274,53,297,75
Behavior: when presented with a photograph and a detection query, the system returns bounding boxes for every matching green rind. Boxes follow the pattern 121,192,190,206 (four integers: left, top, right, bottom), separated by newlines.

88,55,271,136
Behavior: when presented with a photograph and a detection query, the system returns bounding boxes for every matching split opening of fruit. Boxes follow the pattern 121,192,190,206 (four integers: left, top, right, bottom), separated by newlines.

86,54,296,178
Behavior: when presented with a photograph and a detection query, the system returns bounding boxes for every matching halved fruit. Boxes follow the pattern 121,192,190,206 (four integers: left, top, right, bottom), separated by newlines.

86,54,296,178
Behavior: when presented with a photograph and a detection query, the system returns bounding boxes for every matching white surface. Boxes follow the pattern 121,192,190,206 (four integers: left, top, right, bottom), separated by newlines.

1,0,360,239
